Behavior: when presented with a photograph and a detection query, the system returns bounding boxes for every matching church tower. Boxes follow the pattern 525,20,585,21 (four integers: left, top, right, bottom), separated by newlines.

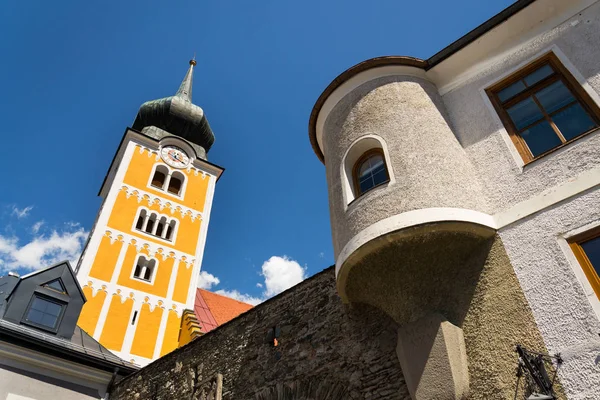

75,60,223,366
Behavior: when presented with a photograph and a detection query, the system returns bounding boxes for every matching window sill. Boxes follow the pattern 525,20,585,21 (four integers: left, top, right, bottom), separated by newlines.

522,127,600,168
148,184,184,201
345,181,390,212
132,276,155,285
133,229,175,245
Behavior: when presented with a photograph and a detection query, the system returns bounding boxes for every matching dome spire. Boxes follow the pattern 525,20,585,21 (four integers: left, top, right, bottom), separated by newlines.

176,57,197,102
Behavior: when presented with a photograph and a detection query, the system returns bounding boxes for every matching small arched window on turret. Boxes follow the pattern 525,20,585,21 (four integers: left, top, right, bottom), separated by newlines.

353,149,390,196
151,165,169,189
133,256,157,283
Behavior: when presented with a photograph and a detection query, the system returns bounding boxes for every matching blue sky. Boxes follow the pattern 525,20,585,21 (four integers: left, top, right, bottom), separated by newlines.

0,0,514,303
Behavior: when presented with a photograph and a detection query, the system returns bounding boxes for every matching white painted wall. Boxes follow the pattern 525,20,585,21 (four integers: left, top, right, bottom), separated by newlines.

499,188,600,399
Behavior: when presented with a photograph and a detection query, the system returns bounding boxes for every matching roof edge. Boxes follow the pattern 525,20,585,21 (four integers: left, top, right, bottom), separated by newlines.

308,0,538,163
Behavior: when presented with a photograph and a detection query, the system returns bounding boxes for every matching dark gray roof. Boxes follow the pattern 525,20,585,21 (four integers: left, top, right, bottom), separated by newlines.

132,60,215,159
0,274,19,312
0,318,138,374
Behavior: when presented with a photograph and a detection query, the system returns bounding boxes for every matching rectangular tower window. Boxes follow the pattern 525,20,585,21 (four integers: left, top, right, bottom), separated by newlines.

569,226,600,299
486,53,600,163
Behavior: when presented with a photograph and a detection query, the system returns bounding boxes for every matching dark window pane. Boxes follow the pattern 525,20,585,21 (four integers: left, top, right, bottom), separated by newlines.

45,301,62,317
535,81,575,113
145,220,154,234
134,264,142,278
521,120,562,157
45,279,65,293
523,64,554,86
507,97,544,130
135,216,144,230
144,268,152,281
360,178,373,194
357,153,388,194
155,223,164,237
581,236,600,278
41,314,58,328
552,103,597,141
26,297,63,329
372,169,388,186
27,310,45,325
166,226,173,240
151,171,166,188
498,80,527,102
168,178,182,195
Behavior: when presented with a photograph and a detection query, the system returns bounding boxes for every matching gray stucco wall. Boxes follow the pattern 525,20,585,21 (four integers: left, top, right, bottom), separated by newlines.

0,364,100,400
441,1,600,215
323,76,489,257
499,188,600,399
112,267,411,400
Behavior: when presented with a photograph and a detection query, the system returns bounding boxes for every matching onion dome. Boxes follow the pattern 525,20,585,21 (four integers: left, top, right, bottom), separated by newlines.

132,59,214,159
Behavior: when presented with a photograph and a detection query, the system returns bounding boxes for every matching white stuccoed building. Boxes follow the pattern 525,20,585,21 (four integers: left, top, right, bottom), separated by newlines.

309,0,600,398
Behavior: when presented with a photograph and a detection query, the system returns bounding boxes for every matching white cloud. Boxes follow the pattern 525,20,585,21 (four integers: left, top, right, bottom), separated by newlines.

319,252,325,258
261,256,307,297
0,224,88,273
197,270,220,289
196,256,307,306
215,289,262,306
31,221,44,234
11,205,33,219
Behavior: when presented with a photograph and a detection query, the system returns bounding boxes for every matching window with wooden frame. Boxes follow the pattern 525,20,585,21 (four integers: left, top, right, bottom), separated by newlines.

486,53,600,163
568,226,600,299
352,148,390,197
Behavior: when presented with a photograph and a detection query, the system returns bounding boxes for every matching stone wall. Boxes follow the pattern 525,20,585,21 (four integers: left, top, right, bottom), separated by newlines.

111,267,411,400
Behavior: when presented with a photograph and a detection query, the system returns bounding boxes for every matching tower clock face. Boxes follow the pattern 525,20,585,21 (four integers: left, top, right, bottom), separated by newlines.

161,146,190,168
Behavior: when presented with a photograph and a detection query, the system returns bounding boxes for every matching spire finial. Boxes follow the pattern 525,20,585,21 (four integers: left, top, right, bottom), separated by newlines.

176,57,195,101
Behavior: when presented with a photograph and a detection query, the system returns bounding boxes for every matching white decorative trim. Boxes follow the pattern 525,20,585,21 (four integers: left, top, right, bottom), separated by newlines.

340,134,396,208
121,184,203,222
557,220,600,320
335,208,497,276
92,237,130,340
0,340,113,396
337,165,600,278
495,166,600,228
187,174,217,308
77,142,136,280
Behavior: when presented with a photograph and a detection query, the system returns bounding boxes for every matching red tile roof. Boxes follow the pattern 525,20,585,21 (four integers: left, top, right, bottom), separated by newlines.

193,289,253,334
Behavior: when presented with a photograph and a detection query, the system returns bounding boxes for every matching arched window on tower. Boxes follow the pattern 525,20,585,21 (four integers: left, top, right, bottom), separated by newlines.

151,165,169,189
167,171,185,196
353,149,390,196
133,255,157,283
166,220,176,241
155,216,167,238
133,208,178,242
145,213,157,235
135,209,147,230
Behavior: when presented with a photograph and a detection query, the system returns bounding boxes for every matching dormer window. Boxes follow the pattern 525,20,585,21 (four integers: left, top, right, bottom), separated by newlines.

24,295,65,331
149,164,186,198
